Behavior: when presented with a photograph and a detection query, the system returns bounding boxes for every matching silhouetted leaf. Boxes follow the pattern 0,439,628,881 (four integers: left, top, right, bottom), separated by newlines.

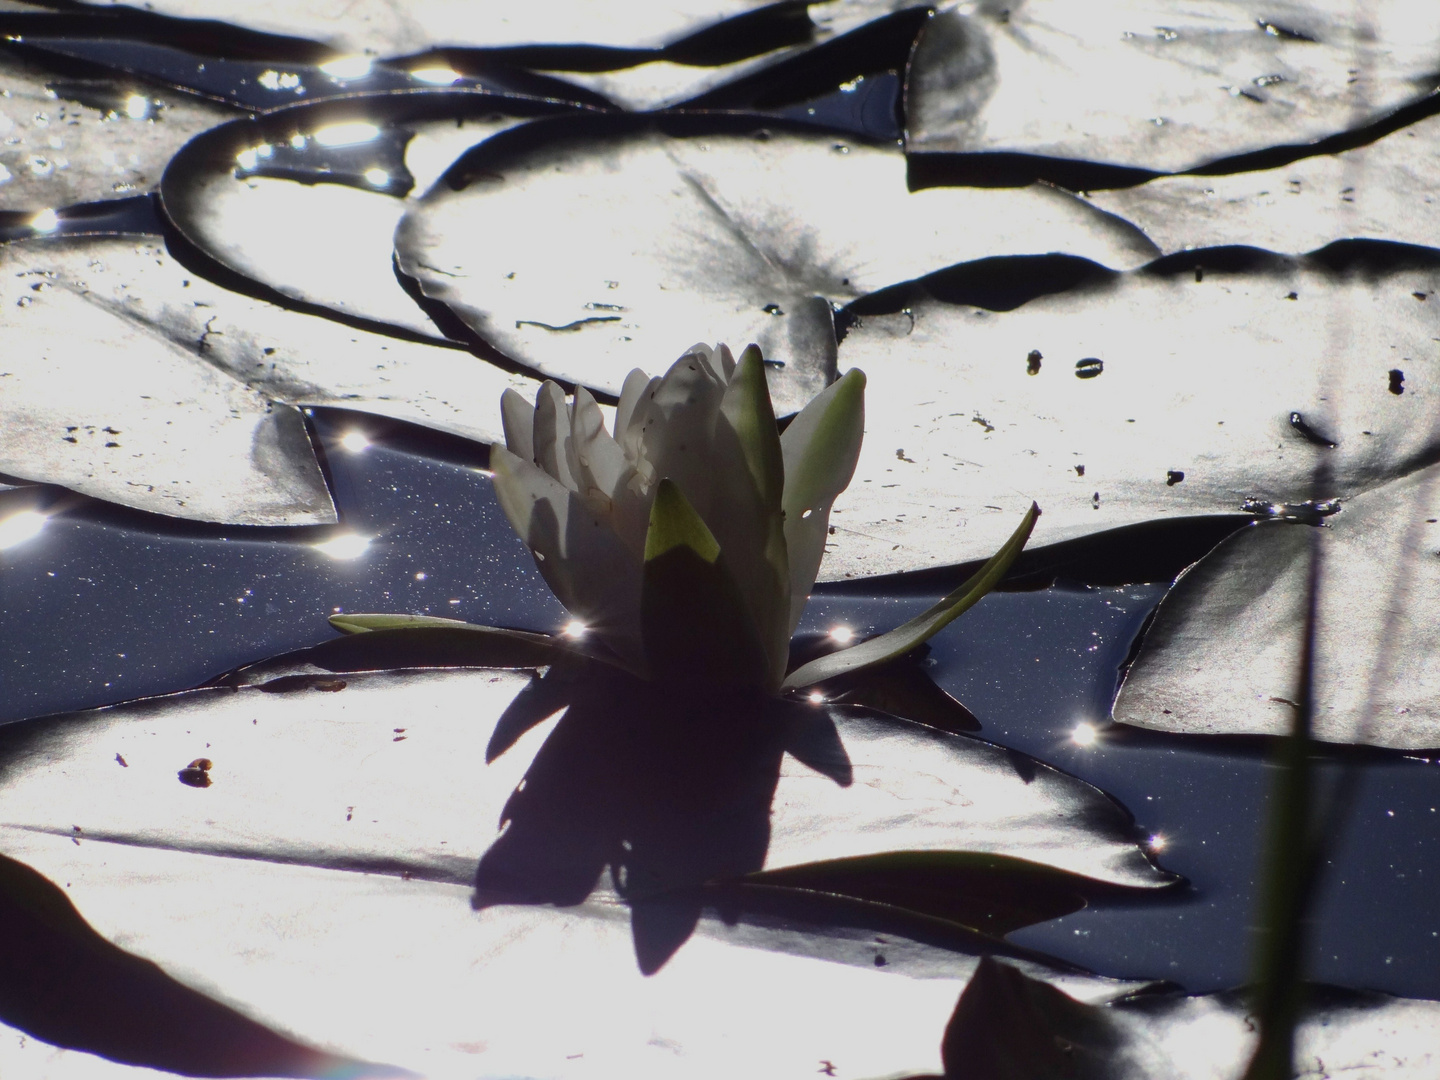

0,665,1170,1076
1116,460,1440,749
826,246,1440,578
1085,111,1440,254
922,957,1440,1079
905,1,1440,174
0,50,237,211
0,851,397,1078
0,235,542,524
395,113,1158,414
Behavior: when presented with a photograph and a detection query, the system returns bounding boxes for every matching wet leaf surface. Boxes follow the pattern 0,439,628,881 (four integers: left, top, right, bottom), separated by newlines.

904,1,1440,176
0,49,238,211
0,664,1168,1076
0,237,334,526
539,5,926,113
63,0,811,57
1085,110,1440,255
395,114,1157,414
921,956,1440,1079
1116,461,1440,749
825,245,1440,578
0,235,542,523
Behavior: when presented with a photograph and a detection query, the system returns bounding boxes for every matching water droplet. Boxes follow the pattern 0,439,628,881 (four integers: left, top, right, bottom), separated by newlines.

1075,358,1103,379
762,302,784,315
1241,497,1341,524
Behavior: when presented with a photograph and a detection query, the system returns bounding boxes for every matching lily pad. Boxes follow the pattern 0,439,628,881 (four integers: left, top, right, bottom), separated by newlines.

904,1,1440,175
0,850,392,1078
0,237,333,526
1084,110,1440,255
825,245,1440,578
64,0,804,57
1114,460,1440,749
0,234,543,524
159,91,582,343
0,49,239,211
0,664,1169,1076
538,5,928,113
922,956,1440,1079
395,113,1158,414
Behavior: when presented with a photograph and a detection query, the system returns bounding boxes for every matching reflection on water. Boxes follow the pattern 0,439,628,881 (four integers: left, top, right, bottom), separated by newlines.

0,509,45,550
803,586,1440,998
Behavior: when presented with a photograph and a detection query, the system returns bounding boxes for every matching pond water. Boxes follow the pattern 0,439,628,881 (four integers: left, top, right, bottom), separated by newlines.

5,410,1436,1003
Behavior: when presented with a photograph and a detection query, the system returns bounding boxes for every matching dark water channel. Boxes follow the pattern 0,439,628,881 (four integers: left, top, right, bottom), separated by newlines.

4,411,1436,1001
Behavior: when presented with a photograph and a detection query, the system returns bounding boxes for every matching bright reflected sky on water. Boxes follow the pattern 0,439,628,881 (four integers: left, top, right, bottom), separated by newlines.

0,510,45,550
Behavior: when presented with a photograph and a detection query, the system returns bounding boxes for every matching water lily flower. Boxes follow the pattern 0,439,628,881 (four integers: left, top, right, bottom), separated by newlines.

332,343,1037,693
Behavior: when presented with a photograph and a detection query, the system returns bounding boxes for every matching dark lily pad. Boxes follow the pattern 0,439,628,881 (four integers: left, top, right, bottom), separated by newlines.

395,113,1157,414
0,48,238,211
915,956,1440,1079
0,234,543,524
904,1,1440,177
1085,110,1440,254
1115,460,1440,749
0,850,400,1078
826,244,1440,578
0,663,1169,1075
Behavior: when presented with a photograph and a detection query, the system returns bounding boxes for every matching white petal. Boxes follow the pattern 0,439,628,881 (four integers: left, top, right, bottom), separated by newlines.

640,347,728,521
780,369,866,635
499,387,535,461
614,367,652,443
569,387,647,555
490,446,645,667
617,373,662,470
684,341,729,386
717,342,737,381
532,381,576,489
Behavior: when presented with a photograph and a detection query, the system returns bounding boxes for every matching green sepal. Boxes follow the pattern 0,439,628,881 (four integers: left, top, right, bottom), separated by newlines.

782,502,1039,690
641,479,770,689
717,344,791,688
327,614,638,674
329,613,490,634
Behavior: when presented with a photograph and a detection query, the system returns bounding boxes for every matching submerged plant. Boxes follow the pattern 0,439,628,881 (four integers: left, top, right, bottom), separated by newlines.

334,343,1036,692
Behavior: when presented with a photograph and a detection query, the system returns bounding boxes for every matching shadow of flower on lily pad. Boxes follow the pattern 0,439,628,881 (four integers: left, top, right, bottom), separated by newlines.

475,666,852,973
